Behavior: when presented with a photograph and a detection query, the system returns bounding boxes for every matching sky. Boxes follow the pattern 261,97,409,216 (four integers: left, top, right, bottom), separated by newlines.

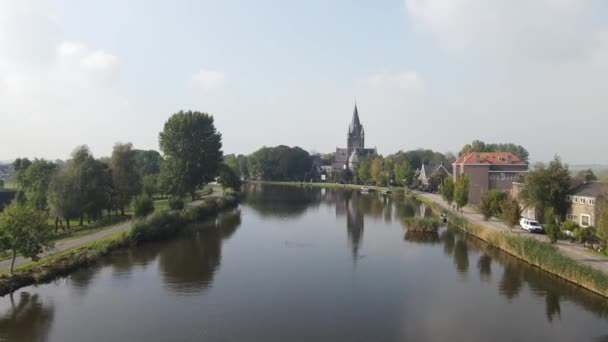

1,0,607,164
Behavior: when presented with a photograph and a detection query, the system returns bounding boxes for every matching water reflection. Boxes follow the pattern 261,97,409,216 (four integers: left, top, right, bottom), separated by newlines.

477,254,492,281
245,183,321,218
443,225,608,323
159,210,242,295
404,231,440,244
0,292,54,342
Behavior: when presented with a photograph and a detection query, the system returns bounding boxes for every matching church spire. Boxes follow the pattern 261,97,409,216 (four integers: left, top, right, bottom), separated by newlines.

350,103,361,133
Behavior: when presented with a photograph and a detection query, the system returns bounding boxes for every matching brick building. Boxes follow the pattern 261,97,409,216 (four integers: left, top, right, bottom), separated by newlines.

452,152,528,204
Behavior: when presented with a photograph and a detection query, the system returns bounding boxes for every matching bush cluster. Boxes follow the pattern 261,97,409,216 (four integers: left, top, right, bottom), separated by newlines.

168,197,185,210
131,194,155,218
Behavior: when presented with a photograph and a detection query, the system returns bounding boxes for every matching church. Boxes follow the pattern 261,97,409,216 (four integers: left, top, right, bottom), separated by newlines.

332,104,377,175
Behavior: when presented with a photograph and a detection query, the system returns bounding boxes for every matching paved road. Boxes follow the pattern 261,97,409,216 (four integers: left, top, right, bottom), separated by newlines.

417,192,608,274
0,187,224,271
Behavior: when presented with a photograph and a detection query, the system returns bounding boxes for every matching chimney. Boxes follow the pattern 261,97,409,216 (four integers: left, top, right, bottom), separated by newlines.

507,154,512,164
475,153,480,163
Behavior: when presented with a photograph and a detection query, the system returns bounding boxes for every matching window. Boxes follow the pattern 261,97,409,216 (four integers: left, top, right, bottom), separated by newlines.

566,195,572,202
580,198,586,205
581,214,591,227
501,173,506,180
589,199,595,206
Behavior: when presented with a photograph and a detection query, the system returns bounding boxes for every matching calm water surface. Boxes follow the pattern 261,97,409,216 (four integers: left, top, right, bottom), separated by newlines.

1,184,608,341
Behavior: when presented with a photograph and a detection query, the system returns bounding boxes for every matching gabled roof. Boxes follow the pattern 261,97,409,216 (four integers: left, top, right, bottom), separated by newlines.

453,152,525,165
567,181,608,198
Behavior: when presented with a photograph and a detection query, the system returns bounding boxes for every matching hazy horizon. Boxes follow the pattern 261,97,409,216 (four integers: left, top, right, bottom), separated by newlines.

2,0,608,164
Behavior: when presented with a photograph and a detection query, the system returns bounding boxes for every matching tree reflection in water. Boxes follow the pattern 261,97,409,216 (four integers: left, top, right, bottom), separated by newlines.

477,254,492,281
435,225,608,323
0,292,54,342
159,209,242,295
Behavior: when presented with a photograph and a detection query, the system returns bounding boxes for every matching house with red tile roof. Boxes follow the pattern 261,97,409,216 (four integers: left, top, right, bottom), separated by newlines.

452,152,528,204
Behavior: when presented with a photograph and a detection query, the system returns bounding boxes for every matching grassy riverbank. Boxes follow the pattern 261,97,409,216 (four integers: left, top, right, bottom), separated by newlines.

415,194,608,298
0,191,239,296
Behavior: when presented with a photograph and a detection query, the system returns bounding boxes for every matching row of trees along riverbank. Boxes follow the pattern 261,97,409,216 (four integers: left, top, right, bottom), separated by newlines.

0,110,241,275
0,192,240,296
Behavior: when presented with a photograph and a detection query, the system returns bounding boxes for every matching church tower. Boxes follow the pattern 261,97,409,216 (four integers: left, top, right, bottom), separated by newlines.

347,104,365,154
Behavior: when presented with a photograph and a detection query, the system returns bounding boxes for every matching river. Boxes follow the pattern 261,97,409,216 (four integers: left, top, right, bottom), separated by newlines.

1,184,607,341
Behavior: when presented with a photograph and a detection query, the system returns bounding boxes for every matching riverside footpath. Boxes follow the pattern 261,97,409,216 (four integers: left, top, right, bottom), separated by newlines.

0,188,223,272
415,191,608,275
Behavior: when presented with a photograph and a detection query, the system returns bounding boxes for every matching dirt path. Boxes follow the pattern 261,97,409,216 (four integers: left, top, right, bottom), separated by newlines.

417,192,608,274
0,187,224,271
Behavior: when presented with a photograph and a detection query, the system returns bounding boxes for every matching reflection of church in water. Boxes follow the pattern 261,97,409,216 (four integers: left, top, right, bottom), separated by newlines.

335,192,365,262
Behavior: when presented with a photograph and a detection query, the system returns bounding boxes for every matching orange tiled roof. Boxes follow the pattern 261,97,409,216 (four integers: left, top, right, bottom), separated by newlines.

453,152,525,165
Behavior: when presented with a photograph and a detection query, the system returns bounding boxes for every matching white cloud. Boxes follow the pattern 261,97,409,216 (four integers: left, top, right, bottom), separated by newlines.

190,70,227,91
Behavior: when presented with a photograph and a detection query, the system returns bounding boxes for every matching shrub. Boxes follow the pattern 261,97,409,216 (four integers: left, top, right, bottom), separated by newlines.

574,226,597,243
561,220,579,231
168,197,184,210
131,194,155,218
404,217,441,232
545,223,560,244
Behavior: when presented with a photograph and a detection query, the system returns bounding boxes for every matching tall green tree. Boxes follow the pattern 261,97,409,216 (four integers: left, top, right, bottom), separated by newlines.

218,163,242,190
501,195,522,230
356,158,371,184
48,162,82,229
597,199,608,245
393,160,413,187
110,143,142,214
454,174,469,210
441,176,455,204
519,156,571,223
12,159,57,210
159,111,223,200
133,149,162,176
0,202,53,274
370,158,383,185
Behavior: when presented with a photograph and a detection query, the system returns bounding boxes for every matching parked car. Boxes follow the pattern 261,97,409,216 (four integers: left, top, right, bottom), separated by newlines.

519,218,543,233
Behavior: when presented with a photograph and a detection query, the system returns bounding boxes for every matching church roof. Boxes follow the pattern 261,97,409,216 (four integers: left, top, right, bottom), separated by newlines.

349,104,362,133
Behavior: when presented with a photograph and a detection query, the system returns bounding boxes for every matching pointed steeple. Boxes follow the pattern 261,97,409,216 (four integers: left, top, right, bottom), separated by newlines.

349,103,361,133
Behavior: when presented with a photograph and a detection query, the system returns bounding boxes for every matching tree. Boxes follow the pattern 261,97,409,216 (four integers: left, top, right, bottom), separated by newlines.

454,174,469,210
245,146,312,181
394,160,414,187
357,158,371,184
12,159,57,210
370,158,383,185
48,162,82,230
501,195,522,230
142,174,159,197
480,189,507,220
131,194,155,218
573,169,597,185
110,143,142,215
441,176,455,204
159,111,223,200
597,199,608,245
0,202,53,273
133,150,162,176
519,156,571,223
218,163,242,190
